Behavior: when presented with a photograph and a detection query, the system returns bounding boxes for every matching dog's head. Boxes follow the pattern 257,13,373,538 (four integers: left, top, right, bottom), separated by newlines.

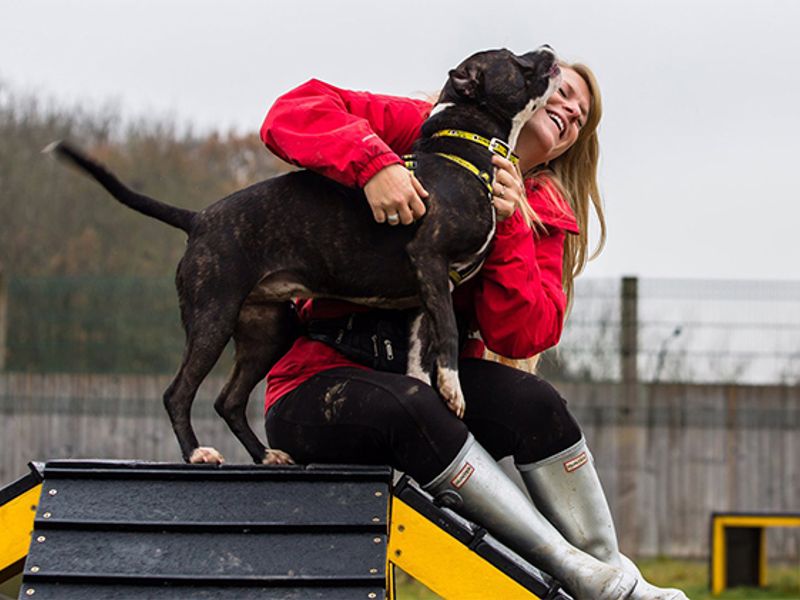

441,46,561,143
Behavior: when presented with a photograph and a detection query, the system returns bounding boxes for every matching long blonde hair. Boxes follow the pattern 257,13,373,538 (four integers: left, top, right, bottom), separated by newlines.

488,62,605,371
527,62,605,310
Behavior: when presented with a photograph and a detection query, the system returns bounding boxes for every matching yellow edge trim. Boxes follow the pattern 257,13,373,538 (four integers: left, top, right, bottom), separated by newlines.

0,484,42,571
711,517,726,595
388,497,540,599
386,560,396,600
714,515,800,528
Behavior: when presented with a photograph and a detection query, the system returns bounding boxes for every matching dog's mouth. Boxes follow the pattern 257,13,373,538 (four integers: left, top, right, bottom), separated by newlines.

548,62,560,78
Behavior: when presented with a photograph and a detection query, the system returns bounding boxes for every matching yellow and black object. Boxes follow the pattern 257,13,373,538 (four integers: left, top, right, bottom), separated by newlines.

0,464,42,594
6,461,566,599
389,475,567,599
709,511,800,595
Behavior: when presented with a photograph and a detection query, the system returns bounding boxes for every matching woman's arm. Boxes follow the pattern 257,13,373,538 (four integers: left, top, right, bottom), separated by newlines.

261,79,431,185
262,79,431,224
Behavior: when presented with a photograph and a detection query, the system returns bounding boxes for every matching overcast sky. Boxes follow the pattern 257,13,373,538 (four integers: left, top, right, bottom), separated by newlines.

2,0,799,281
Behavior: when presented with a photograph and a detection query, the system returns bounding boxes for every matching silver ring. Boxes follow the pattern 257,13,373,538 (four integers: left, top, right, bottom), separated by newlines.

387,213,400,224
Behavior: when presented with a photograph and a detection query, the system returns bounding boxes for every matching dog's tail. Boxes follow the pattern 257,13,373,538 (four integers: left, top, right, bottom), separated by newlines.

44,140,196,233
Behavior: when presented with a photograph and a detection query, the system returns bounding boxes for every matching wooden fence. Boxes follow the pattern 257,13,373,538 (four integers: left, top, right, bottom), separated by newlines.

2,373,798,560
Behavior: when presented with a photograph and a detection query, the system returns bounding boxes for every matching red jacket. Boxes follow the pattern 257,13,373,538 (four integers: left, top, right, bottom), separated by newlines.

260,79,579,412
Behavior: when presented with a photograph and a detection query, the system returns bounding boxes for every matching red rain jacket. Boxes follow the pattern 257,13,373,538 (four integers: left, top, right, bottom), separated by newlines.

260,79,579,412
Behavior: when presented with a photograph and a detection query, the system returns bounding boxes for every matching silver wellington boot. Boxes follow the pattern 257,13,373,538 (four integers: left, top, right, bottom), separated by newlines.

518,438,688,600
423,434,637,600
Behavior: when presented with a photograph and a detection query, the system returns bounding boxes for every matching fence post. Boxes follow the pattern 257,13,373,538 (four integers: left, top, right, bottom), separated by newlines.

620,276,638,384
616,276,642,553
0,267,6,371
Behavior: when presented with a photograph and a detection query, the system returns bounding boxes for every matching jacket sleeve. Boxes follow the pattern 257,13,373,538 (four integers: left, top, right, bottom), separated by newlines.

470,183,579,358
261,78,432,188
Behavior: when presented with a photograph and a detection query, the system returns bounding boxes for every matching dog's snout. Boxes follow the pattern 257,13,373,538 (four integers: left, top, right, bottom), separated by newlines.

515,46,559,75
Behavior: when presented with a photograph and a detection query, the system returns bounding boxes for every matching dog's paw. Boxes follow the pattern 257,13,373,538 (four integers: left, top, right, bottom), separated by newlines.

189,446,225,464
262,449,295,465
437,366,466,419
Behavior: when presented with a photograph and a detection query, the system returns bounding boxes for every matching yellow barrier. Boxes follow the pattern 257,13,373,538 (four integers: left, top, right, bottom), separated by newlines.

0,474,41,582
388,497,541,599
710,512,800,595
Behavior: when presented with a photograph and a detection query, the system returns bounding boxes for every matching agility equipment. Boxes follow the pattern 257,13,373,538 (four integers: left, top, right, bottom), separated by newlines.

2,460,584,599
0,464,42,593
710,512,800,594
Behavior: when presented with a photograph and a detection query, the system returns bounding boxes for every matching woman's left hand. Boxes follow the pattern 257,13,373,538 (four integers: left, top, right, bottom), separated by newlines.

491,155,526,222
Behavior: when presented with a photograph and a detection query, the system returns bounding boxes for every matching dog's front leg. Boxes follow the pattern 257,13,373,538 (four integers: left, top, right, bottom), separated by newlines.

406,309,433,386
405,247,465,418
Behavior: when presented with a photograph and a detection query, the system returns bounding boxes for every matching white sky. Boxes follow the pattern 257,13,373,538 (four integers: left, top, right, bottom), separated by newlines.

2,0,799,281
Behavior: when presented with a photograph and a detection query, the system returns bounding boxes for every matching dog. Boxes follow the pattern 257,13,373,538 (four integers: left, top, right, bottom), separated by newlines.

47,47,561,465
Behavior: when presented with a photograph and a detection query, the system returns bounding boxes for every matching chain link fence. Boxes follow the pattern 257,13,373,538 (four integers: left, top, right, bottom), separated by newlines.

544,277,800,384
3,275,800,384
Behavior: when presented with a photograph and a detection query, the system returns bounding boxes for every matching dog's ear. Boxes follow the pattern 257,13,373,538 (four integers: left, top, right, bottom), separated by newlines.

512,52,538,70
513,47,557,78
448,63,483,99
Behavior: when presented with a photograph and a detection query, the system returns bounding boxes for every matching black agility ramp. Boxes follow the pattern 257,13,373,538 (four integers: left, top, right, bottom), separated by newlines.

19,460,391,599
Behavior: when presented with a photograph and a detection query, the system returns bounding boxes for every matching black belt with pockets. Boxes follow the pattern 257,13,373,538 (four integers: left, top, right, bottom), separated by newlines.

306,310,414,374
306,309,472,375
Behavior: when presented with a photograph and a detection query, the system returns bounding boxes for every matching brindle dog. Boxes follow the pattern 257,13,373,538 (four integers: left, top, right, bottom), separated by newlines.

47,47,560,465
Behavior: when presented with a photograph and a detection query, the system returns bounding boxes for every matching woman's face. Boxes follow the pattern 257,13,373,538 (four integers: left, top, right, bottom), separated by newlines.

515,67,591,171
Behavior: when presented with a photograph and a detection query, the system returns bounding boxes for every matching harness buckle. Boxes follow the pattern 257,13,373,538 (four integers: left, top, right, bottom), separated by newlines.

488,137,511,158
488,138,519,166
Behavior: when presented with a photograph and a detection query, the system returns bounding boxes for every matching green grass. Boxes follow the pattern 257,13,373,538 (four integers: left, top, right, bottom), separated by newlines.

395,558,800,599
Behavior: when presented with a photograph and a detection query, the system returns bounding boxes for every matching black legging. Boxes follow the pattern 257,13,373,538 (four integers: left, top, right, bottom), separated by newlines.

265,358,582,485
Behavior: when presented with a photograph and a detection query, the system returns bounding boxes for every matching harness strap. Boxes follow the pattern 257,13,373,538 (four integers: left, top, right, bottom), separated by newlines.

402,152,492,287
434,153,494,196
448,260,485,286
431,129,519,166
403,153,493,197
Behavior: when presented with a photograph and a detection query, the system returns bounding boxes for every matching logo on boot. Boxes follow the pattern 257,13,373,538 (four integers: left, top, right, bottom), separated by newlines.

450,463,475,489
563,452,588,473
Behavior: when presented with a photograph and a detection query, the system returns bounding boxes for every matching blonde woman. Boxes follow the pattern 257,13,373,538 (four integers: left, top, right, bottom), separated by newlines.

260,54,686,600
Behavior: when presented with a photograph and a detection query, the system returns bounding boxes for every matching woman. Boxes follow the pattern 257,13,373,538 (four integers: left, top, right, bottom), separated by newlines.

260,57,686,600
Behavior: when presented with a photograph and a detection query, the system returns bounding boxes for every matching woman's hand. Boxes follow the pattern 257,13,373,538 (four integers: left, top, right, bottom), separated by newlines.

364,164,428,225
491,155,526,222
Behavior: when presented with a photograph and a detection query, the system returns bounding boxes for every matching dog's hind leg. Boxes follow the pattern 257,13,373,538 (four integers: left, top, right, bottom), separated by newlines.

164,304,242,464
214,300,299,464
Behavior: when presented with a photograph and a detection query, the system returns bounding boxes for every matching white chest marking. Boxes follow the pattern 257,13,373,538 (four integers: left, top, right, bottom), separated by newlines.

429,102,454,118
508,76,562,150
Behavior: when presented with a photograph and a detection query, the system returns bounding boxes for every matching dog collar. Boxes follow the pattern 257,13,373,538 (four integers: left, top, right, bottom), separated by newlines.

431,129,519,166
